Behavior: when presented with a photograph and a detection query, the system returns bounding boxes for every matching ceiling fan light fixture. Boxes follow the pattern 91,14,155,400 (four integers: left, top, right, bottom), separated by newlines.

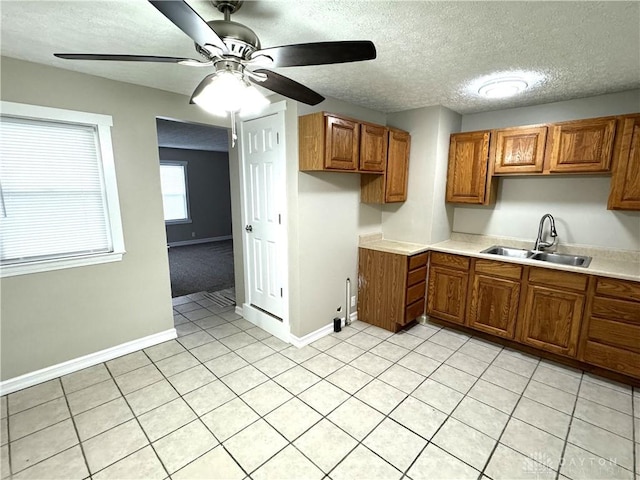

191,70,268,117
478,78,528,98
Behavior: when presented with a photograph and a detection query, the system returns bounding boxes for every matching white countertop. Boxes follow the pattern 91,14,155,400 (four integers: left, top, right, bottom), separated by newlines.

359,234,640,282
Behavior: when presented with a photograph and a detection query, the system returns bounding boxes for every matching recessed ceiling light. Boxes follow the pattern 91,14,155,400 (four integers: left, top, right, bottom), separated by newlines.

478,78,529,98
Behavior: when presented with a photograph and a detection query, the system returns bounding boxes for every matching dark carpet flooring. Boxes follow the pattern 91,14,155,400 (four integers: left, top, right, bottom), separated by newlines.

168,240,235,298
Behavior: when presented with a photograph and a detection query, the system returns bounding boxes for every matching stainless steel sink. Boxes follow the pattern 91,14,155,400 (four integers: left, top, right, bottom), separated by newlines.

529,252,592,267
480,245,534,259
480,245,592,268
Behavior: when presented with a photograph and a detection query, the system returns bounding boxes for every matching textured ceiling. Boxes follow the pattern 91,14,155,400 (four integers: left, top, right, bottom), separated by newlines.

156,118,229,151
1,1,639,114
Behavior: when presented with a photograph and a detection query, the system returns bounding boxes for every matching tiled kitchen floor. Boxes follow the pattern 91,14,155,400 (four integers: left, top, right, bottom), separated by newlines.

2,291,639,480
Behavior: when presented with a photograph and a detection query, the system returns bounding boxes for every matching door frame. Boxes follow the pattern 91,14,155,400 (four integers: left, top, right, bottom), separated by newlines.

238,101,290,342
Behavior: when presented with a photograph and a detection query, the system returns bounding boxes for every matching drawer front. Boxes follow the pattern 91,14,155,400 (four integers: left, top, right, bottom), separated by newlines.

475,259,522,280
528,267,587,291
407,281,426,305
408,252,428,270
404,298,425,325
587,317,640,354
592,297,640,324
583,340,640,378
407,266,427,287
430,252,470,270
595,277,640,302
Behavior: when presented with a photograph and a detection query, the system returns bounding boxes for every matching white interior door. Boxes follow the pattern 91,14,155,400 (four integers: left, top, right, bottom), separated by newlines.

239,105,288,340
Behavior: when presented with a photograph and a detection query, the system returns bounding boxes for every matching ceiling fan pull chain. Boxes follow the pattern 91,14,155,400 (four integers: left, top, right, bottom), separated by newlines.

230,110,238,148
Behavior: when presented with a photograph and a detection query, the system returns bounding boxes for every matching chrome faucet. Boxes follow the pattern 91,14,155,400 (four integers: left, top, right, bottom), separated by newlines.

534,214,558,251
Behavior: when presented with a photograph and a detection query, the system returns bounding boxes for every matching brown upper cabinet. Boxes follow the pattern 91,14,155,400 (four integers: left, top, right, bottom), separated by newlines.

299,112,411,203
447,113,640,210
299,112,361,171
608,114,640,210
490,126,547,174
546,117,617,173
359,122,388,172
445,131,495,204
361,127,411,204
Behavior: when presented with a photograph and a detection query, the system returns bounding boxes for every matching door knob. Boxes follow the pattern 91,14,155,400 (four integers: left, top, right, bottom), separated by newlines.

245,225,253,232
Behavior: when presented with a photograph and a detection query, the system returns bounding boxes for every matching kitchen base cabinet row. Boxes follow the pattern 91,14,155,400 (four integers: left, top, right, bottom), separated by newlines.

425,252,640,384
357,247,638,383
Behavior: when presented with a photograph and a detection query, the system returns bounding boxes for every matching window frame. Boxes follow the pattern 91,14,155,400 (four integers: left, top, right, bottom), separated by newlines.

159,161,192,225
0,101,125,278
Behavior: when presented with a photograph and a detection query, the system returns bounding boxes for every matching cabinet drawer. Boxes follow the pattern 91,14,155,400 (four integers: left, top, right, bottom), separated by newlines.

430,252,469,270
587,317,640,354
582,340,640,378
407,266,427,287
409,253,428,270
595,277,640,302
528,267,587,291
407,281,426,305
592,297,640,324
475,259,522,280
404,298,425,324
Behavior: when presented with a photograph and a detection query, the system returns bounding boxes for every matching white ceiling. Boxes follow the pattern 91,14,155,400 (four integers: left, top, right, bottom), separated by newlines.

1,1,639,114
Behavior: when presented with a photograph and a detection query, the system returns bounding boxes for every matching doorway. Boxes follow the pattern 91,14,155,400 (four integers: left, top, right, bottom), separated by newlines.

156,118,235,301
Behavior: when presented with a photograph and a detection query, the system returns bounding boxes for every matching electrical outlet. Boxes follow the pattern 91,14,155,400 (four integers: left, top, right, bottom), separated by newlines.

191,232,196,238
351,295,356,307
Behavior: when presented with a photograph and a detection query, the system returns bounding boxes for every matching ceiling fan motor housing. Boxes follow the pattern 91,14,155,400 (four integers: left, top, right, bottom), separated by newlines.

206,20,261,58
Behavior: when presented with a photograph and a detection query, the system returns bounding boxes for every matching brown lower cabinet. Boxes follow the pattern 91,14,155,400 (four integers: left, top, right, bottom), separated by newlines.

426,252,640,382
467,260,522,339
357,248,427,332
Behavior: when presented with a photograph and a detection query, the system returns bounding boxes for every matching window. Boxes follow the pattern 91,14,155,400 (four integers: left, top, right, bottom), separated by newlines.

0,101,125,277
159,162,190,224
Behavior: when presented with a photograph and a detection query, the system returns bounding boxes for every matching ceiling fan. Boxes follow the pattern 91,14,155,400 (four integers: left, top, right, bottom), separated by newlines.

54,0,377,111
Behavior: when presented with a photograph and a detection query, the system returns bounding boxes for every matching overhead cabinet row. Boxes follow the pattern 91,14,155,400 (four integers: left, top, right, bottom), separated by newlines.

298,111,411,203
446,113,640,210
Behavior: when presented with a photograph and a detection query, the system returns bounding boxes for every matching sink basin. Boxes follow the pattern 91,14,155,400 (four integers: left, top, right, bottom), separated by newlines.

480,245,592,268
529,252,592,267
480,245,534,259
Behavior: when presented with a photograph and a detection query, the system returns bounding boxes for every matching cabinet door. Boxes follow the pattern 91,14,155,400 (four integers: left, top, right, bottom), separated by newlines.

427,265,468,324
446,131,491,204
608,115,640,210
467,274,520,339
547,117,616,173
519,285,584,357
385,129,411,202
491,126,547,174
325,115,359,170
360,123,388,172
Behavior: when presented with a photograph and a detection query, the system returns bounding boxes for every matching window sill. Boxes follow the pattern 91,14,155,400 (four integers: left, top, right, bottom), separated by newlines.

0,251,126,278
165,219,192,226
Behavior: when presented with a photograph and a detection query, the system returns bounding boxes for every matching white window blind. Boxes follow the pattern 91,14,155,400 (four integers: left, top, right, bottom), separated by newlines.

0,101,124,277
160,163,190,223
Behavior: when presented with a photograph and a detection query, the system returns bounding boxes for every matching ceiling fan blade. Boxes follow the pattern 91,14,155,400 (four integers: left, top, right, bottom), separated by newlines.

148,0,227,53
252,41,376,68
252,69,324,106
54,53,202,63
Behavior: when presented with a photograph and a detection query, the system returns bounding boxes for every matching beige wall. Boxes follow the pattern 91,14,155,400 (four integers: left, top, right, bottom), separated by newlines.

0,57,237,380
455,90,640,251
289,99,386,337
382,106,461,244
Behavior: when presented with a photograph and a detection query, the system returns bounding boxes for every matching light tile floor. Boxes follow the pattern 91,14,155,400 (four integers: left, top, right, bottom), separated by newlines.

1,291,639,480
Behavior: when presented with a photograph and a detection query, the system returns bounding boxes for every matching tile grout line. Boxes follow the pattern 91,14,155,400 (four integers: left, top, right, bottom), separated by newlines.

477,358,544,479
100,359,173,479
59,378,93,479
397,335,507,480
554,372,584,480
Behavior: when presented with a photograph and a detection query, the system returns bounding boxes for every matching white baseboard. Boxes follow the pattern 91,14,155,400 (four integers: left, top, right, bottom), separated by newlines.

290,312,358,348
167,235,232,247
235,305,243,317
0,328,177,396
